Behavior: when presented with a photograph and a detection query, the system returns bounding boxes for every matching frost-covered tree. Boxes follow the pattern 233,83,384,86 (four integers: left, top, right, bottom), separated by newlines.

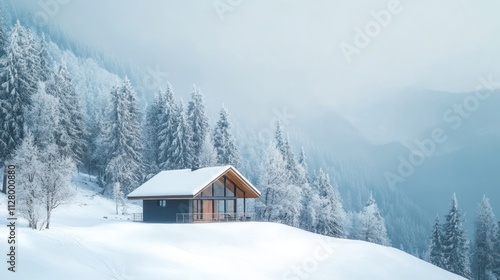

157,84,178,170
39,144,76,229
12,131,44,229
104,79,144,195
0,22,26,163
145,89,167,172
442,193,471,279
358,193,389,245
313,168,347,237
298,148,317,232
494,222,500,279
38,33,52,82
199,133,218,167
187,85,209,167
0,11,6,58
256,142,302,227
23,28,41,95
213,106,240,167
47,61,86,164
113,182,125,215
472,196,498,280
169,102,194,169
25,82,59,148
429,216,445,269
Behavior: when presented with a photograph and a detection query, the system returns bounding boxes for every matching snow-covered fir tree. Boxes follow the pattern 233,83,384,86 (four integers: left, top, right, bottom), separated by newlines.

25,82,59,148
23,28,41,96
157,83,178,170
298,147,317,232
47,61,86,165
103,79,144,195
429,216,445,269
494,222,500,279
472,196,498,280
169,101,194,169
38,33,52,82
0,22,26,163
358,193,390,245
187,85,209,167
313,168,347,238
442,193,471,279
213,106,240,167
145,89,167,173
0,11,6,58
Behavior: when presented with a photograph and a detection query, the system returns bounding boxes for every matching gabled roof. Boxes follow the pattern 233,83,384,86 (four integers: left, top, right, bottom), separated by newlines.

127,165,261,200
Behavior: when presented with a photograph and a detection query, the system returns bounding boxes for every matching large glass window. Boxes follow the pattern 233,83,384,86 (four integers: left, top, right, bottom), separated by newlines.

201,185,213,197
226,178,235,197
215,200,225,213
214,178,225,196
226,200,235,213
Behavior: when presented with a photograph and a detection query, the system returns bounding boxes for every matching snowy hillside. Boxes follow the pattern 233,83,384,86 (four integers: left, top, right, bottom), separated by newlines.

0,175,463,280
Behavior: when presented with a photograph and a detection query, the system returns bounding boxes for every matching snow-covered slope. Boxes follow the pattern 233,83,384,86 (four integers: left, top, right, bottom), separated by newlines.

0,175,464,280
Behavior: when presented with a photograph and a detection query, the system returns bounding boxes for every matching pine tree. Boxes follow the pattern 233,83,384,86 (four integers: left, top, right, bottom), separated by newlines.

38,33,52,82
145,89,166,172
429,216,445,269
157,83,178,170
298,148,317,232
47,61,86,164
187,85,209,168
0,23,25,163
494,222,500,279
359,193,389,245
23,28,41,96
169,101,194,169
313,168,347,237
472,196,498,280
442,193,471,279
0,11,7,58
104,79,144,195
213,106,240,167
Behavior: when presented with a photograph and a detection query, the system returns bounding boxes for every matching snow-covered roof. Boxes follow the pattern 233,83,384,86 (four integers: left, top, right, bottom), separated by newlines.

127,165,260,199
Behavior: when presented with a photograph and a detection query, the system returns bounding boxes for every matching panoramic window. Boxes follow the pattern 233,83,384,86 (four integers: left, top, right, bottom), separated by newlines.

213,178,225,196
225,178,235,197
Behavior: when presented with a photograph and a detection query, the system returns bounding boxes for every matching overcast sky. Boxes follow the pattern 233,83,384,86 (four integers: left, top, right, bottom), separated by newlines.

13,0,500,118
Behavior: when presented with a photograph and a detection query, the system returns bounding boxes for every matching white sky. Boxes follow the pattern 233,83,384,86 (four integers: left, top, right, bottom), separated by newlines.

14,0,500,115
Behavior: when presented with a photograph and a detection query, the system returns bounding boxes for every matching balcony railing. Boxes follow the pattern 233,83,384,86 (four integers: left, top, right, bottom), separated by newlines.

132,213,143,222
176,212,256,223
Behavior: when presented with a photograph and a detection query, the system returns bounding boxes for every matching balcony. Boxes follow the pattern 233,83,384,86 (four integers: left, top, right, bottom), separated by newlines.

176,212,256,223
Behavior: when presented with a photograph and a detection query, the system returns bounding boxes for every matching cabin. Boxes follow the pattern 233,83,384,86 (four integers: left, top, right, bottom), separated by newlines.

127,165,261,223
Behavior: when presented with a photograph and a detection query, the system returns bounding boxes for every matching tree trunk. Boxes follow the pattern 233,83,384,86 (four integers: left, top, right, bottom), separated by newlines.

46,204,51,229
